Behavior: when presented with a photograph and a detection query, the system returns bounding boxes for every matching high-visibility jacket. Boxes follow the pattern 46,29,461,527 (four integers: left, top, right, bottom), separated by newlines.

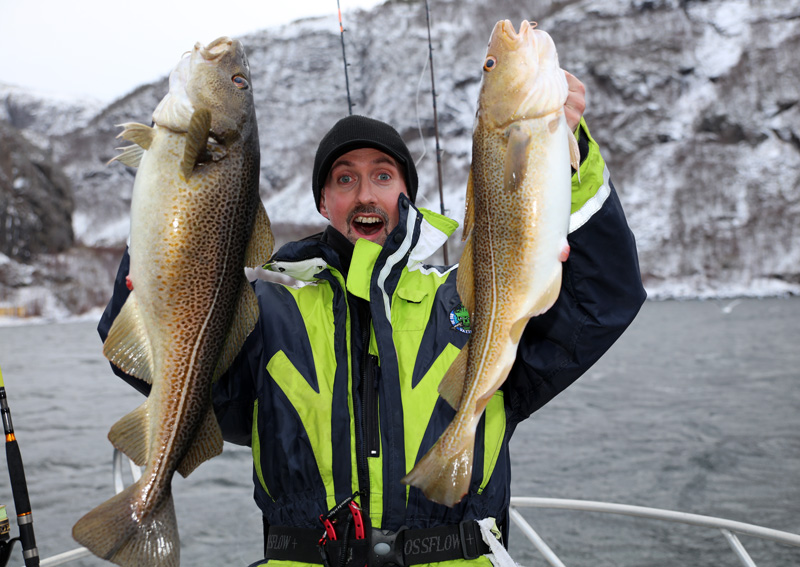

99,119,646,566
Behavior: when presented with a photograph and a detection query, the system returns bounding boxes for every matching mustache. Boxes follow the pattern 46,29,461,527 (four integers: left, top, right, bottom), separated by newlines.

347,205,389,225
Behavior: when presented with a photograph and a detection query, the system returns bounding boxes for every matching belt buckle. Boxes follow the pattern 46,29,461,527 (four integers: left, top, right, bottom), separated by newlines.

370,526,406,567
458,520,482,560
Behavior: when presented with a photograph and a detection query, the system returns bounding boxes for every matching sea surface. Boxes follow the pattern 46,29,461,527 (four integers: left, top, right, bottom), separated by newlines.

0,298,798,566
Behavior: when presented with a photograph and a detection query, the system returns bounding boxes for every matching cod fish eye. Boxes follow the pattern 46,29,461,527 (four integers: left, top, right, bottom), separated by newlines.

484,56,497,71
232,75,249,89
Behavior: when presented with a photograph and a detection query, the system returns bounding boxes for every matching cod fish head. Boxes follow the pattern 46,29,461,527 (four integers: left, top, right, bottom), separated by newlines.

477,20,568,128
153,37,257,142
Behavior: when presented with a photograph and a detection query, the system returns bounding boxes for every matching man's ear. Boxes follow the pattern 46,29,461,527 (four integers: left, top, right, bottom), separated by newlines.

319,188,331,220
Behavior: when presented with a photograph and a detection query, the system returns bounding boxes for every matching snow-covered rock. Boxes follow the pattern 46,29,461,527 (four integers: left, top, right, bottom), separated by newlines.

1,0,798,319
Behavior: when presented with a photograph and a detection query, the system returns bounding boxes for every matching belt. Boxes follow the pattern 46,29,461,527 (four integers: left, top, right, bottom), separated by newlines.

265,520,493,566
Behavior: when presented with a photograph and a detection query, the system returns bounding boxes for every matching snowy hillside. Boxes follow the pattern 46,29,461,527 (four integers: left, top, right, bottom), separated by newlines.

1,0,799,320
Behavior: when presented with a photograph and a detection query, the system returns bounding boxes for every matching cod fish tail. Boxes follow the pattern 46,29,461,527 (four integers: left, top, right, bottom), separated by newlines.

401,415,476,506
72,481,179,567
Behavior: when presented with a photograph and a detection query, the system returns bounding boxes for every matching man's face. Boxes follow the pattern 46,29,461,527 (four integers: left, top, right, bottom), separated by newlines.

319,147,408,246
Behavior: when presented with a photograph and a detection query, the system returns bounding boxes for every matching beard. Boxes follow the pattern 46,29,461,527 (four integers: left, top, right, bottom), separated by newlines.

345,205,391,245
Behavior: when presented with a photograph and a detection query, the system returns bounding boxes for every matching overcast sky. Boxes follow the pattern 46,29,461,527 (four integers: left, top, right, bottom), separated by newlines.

0,0,384,102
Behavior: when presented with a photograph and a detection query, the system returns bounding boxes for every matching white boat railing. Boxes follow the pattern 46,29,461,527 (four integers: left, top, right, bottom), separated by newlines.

20,460,800,567
509,496,800,567
33,496,800,566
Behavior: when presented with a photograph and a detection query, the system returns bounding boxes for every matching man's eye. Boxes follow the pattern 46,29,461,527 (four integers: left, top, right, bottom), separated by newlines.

378,173,391,181
338,175,353,184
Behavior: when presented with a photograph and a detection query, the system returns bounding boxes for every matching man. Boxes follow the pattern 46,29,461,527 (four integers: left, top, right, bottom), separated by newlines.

99,73,646,566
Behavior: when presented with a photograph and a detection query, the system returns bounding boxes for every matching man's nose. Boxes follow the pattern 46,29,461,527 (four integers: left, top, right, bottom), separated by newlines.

354,178,379,204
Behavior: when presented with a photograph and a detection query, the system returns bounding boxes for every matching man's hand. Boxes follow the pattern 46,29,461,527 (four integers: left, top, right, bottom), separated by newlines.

564,71,586,132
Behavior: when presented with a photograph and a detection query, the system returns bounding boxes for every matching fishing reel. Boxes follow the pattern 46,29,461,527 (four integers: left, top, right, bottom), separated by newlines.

0,506,16,567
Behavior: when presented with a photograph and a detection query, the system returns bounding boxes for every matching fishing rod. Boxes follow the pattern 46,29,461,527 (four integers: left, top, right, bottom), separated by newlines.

0,364,39,567
336,0,355,115
423,0,449,264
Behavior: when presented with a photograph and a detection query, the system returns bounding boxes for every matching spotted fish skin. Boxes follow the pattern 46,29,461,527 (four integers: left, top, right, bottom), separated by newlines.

402,20,578,506
72,37,273,566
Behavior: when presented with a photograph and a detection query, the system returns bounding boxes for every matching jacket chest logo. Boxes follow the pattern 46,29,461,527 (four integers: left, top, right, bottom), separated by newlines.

449,303,472,334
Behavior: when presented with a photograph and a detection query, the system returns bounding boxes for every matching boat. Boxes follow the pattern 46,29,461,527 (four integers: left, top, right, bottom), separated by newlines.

13,451,800,567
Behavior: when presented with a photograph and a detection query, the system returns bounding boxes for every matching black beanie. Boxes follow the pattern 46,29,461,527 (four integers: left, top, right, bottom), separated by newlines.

312,115,418,211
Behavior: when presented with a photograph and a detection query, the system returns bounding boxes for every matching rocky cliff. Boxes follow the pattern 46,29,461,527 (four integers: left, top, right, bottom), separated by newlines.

1,0,798,318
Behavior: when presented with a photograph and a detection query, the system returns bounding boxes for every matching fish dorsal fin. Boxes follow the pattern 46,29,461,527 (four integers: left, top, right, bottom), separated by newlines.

456,235,475,316
462,170,476,242
245,202,275,268
504,123,532,192
438,344,469,410
117,122,155,150
213,279,261,382
103,290,155,384
108,400,152,466
569,129,581,183
108,145,145,168
177,406,224,477
181,108,212,179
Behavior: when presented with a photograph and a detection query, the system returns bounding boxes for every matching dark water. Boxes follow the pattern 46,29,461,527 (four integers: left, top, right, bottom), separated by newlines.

0,298,798,566
507,298,800,566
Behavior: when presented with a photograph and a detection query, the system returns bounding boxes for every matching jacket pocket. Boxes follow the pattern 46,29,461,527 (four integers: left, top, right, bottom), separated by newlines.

392,286,430,331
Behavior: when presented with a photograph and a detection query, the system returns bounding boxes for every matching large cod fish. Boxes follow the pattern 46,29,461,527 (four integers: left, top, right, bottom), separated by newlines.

402,20,579,506
72,37,273,566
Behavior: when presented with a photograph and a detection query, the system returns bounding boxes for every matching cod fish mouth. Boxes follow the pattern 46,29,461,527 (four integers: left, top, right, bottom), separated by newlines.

197,37,234,61
498,19,534,46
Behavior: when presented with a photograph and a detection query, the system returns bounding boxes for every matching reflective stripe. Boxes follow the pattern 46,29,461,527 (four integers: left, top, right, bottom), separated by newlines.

478,391,506,495
568,117,611,233
251,400,272,500
377,205,419,322
407,206,459,267
569,167,611,234
412,263,458,277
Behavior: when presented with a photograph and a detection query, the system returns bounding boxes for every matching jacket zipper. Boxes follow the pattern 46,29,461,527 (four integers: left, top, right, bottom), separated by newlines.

354,299,380,517
363,353,380,458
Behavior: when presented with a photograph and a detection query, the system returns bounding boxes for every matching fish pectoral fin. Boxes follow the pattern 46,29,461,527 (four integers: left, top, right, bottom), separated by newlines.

177,406,224,478
108,145,145,168
108,122,157,168
569,128,581,183
103,290,155,384
181,108,213,179
213,279,261,381
117,122,155,150
504,123,532,192
438,344,469,410
245,202,275,268
462,171,476,241
108,399,152,466
528,268,564,318
455,236,475,316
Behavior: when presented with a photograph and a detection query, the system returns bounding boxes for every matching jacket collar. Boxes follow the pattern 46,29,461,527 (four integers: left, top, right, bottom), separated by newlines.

266,194,459,283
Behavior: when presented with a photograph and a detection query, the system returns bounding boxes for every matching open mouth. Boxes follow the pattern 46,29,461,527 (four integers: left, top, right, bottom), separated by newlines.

351,214,386,238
